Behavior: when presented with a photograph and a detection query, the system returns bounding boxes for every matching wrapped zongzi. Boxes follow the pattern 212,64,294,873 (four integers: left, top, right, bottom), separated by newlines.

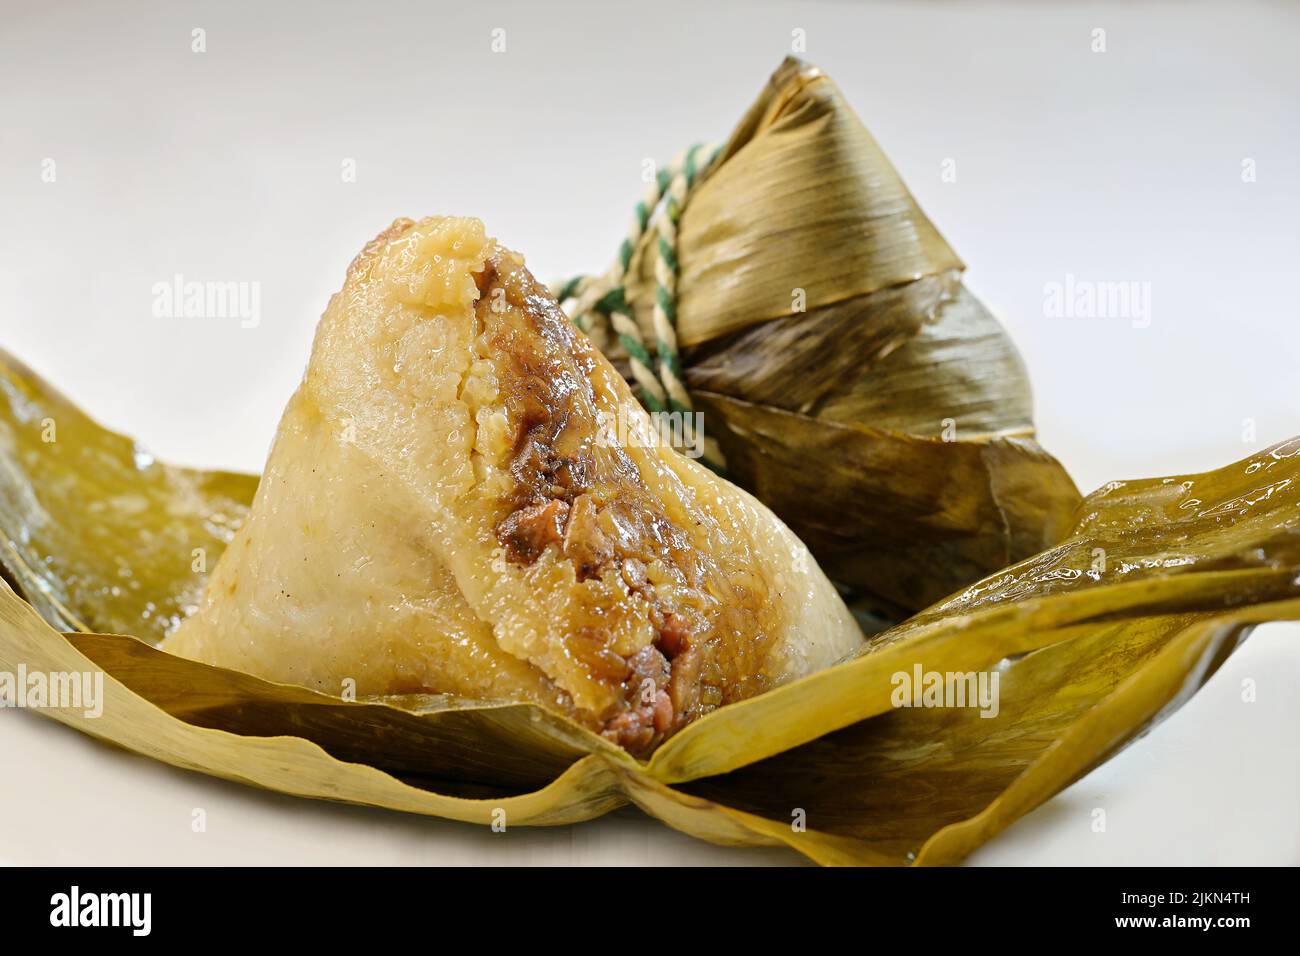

607,58,1083,618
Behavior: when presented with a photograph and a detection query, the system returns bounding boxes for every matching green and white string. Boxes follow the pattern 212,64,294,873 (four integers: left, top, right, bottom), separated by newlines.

553,143,727,474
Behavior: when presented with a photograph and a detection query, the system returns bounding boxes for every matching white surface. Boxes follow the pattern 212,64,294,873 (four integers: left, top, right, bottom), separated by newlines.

1,0,1297,865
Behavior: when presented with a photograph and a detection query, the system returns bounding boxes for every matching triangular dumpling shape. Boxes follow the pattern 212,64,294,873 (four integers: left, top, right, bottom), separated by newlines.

165,217,865,754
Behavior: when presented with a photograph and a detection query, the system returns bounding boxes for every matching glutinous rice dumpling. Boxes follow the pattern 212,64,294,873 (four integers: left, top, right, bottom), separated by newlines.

164,216,866,755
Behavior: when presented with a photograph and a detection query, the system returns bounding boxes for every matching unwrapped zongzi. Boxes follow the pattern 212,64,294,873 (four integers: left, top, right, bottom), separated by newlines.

164,216,865,755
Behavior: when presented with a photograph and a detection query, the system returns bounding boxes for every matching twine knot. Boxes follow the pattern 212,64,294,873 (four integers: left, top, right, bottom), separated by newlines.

553,143,726,474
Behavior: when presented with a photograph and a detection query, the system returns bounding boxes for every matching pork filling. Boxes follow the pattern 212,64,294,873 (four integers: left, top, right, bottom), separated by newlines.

476,252,746,755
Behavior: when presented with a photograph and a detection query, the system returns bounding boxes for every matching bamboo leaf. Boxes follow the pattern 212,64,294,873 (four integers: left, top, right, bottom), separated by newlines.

1,344,1295,863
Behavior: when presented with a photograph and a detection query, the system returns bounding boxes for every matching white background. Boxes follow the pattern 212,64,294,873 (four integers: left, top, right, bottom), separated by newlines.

1,0,1296,864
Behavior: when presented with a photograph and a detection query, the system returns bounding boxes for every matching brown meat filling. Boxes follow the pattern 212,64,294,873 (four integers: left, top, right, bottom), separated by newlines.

476,252,766,755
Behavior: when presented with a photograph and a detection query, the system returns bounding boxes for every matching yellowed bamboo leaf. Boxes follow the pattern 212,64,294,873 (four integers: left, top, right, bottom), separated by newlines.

0,350,255,641
2,342,1296,864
